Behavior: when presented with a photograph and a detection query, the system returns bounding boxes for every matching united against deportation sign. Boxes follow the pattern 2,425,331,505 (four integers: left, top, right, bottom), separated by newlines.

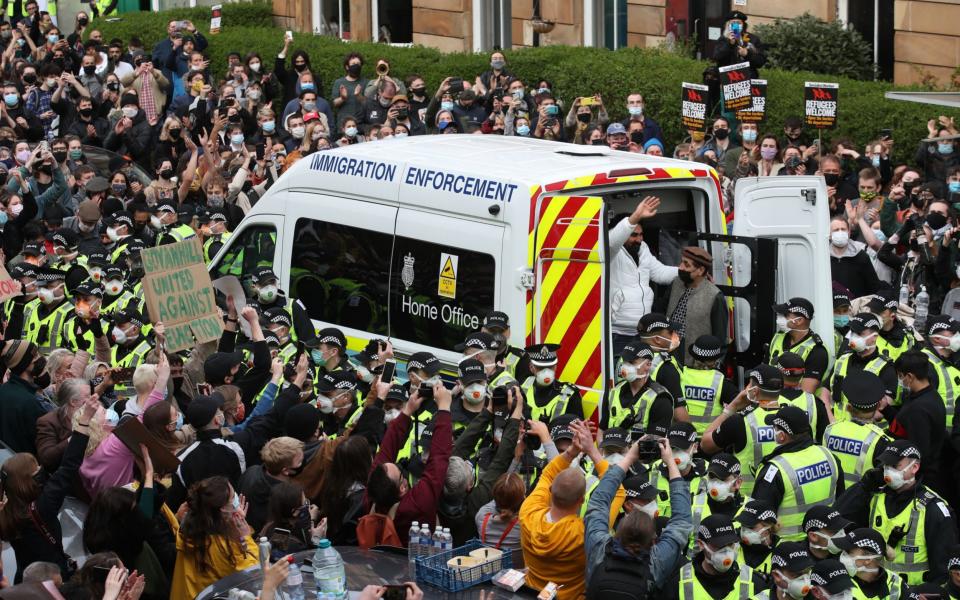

142,237,223,352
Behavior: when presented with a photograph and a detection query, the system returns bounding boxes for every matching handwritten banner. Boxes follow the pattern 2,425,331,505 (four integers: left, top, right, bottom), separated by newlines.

681,82,709,131
142,237,223,352
804,82,839,129
0,264,21,302
719,62,752,111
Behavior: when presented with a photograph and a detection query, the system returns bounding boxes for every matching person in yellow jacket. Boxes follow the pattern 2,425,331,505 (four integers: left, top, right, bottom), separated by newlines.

170,476,258,600
834,527,913,600
768,297,829,393
520,418,624,600
802,505,852,565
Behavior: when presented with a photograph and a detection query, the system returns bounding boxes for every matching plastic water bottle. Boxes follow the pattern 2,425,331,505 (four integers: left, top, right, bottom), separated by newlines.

258,536,271,572
442,527,453,552
408,521,420,565
313,539,347,600
899,282,910,307
281,557,305,600
915,285,930,333
420,524,432,556
433,527,443,554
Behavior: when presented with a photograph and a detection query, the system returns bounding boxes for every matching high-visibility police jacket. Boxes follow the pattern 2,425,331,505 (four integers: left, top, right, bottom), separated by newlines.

502,347,523,379
830,353,889,423
521,377,577,424
869,487,947,586
768,331,824,365
761,445,839,541
648,459,707,522
921,346,960,430
850,569,905,600
24,301,72,354
397,409,435,462
92,0,116,17
203,232,232,263
678,562,756,600
876,324,913,363
3,297,38,336
778,389,819,436
490,368,517,389
100,290,136,317
681,366,725,435
734,405,780,498
62,315,98,354
110,338,153,399
162,223,196,244
823,419,889,489
606,379,665,430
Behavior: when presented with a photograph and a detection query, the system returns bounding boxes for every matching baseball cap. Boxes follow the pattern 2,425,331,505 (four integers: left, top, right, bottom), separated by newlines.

203,351,244,383
74,279,103,298
21,241,46,257
250,267,278,285
637,313,676,335
735,499,778,527
747,363,784,393
623,476,658,501
866,292,898,313
839,371,885,410
877,439,922,466
667,421,697,448
186,393,225,429
621,341,654,362
51,228,80,250
947,545,960,571
355,339,383,364
811,559,855,594
707,453,741,480
113,307,144,328
263,331,281,347
690,335,723,362
696,514,740,546
927,315,960,337
483,311,510,330
770,541,815,573
458,358,486,385
108,210,133,229
262,307,292,330
803,505,852,534
385,383,408,404
775,297,815,320
835,528,886,557
764,404,812,437
549,414,576,441
316,327,347,350
600,428,629,450
460,332,500,353
833,291,851,309
407,351,440,376
316,371,357,394
390,94,409,105
848,312,882,334
606,122,627,136
776,352,806,378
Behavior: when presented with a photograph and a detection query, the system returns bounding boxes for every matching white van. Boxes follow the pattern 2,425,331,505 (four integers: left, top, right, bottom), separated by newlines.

208,136,833,417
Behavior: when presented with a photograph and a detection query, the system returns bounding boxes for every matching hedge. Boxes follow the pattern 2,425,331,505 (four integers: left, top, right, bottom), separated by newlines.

92,6,960,164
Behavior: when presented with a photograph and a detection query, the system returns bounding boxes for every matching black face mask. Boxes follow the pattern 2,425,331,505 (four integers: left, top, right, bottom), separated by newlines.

590,138,605,146
347,63,361,77
294,62,307,72
410,87,426,97
37,164,52,175
169,128,181,139
159,168,174,179
911,196,927,210
678,270,694,284
83,65,95,76
713,128,729,140
576,112,591,124
79,107,93,118
903,181,919,196
53,151,67,162
927,212,948,230
823,173,840,187
107,81,120,91
630,132,644,145
22,73,36,85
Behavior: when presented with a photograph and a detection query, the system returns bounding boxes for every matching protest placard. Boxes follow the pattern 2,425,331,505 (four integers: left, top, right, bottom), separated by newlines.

719,62,752,111
114,417,180,475
681,82,709,131
736,79,767,123
804,82,839,129
0,264,21,302
210,5,222,34
142,237,223,352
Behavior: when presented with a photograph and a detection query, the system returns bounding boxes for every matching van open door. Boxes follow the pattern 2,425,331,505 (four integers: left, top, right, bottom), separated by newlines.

732,176,833,365
531,195,608,420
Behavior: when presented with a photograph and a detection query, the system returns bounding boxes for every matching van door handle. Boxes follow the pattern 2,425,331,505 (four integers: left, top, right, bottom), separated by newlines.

803,188,817,205
519,269,535,290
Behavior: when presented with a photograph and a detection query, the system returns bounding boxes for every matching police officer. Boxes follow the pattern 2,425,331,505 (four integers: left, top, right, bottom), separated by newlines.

833,291,852,357
919,316,960,431
99,264,136,317
752,405,843,542
824,372,892,490
703,453,745,519
835,527,912,600
521,343,584,424
868,293,914,362
767,541,816,600
200,210,232,263
23,267,72,354
638,313,687,420
803,505,852,564
941,545,960,600
681,334,737,436
19,241,47,268
777,352,828,441
603,341,673,435
700,364,786,497
398,351,441,471
452,358,488,434
809,558,856,600
106,211,136,261
667,514,766,600
768,297,829,393
461,332,515,389
62,279,105,354
49,228,85,272
835,441,957,590
580,426,632,518
262,307,297,365
648,422,706,521
109,308,153,370
2,263,38,336
316,370,363,436
153,201,196,245
620,474,659,524
830,313,897,423
736,500,779,575
247,267,289,315
481,310,526,380
312,327,352,375
84,249,110,285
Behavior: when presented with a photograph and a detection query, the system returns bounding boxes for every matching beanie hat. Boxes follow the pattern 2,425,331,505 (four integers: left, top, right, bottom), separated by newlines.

0,339,35,374
285,403,322,441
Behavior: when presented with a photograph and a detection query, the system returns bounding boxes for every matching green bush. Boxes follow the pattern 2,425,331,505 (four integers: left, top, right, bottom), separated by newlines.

753,13,875,81
93,8,957,164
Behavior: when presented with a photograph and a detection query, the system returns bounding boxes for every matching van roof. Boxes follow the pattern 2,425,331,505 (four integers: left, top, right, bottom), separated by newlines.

268,135,704,207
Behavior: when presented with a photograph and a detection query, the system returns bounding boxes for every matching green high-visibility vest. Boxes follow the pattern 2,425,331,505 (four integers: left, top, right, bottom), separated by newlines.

24,302,72,354
851,568,903,600
681,366,725,435
869,488,945,586
521,377,576,424
763,445,839,541
678,562,755,600
605,379,660,430
830,353,889,422
921,347,960,429
735,405,779,498
768,332,821,365
823,419,888,489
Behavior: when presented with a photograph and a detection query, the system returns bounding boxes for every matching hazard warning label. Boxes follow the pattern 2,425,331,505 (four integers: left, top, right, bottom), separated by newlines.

438,253,458,299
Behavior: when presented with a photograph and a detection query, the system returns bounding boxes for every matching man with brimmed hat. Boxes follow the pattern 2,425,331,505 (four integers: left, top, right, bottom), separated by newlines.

810,558,856,600
833,290,853,356
312,326,352,376
777,351,829,441
63,198,102,252
637,312,687,418
667,245,727,361
481,310,526,380
108,307,153,372
736,499,780,574
451,357,488,433
889,350,946,484
701,363,785,497
521,342,584,424
917,315,960,431
829,313,897,423
803,505,852,564
867,291,914,361
768,297,829,393
835,439,956,590
603,340,673,435
385,92,426,136
316,370,363,435
823,372,892,490
834,527,912,599
713,9,766,91
0,339,49,454
23,267,72,354
61,278,107,355
665,513,767,600
262,306,297,364
752,405,842,542
702,453,745,518
681,334,736,436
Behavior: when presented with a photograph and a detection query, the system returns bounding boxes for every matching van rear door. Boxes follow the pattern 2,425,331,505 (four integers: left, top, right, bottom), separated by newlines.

732,176,832,362
531,194,607,419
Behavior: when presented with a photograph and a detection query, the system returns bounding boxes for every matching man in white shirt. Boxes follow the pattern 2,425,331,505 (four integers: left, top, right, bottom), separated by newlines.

608,196,678,354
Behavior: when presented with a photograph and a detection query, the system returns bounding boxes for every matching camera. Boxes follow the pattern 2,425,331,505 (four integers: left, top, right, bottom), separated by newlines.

786,156,801,170
629,425,660,462
396,106,408,120
545,104,559,117
418,382,434,401
448,78,464,94
542,117,557,128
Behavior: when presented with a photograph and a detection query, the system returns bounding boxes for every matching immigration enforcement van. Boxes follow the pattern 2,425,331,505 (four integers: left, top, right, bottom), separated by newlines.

208,136,833,418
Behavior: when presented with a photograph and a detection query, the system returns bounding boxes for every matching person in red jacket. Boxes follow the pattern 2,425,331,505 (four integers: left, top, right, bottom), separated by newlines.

365,380,453,545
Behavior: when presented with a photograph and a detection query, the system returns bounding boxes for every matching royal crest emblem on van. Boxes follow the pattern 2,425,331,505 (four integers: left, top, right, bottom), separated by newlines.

402,253,415,290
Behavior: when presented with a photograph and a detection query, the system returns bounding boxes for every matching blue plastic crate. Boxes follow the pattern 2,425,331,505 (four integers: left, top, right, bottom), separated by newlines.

415,539,514,592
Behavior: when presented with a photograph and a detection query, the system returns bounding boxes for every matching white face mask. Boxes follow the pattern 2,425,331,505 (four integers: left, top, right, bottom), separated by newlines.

840,552,880,577
673,449,692,471
121,106,138,119
104,279,123,296
825,591,854,600
258,285,278,303
106,226,121,242
637,501,658,519
848,333,875,353
707,477,734,502
776,314,789,332
883,460,915,490
778,571,812,600
150,215,163,229
291,126,306,139
88,267,103,282
605,452,624,465
831,230,849,248
950,334,960,353
112,326,127,344
535,368,555,387
38,286,61,304
463,382,487,405
384,408,400,424
704,544,738,573
78,220,95,233
741,526,768,546
317,395,334,414
810,530,844,555
357,365,374,383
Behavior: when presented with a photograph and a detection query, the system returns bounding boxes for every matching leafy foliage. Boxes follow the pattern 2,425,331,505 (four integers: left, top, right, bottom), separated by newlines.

753,13,875,81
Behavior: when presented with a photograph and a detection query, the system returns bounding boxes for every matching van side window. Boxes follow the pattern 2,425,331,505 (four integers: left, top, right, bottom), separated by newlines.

290,218,391,335
210,224,277,295
391,239,496,351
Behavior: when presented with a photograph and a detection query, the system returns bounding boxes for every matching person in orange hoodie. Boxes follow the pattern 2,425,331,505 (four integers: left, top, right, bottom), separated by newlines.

520,418,626,600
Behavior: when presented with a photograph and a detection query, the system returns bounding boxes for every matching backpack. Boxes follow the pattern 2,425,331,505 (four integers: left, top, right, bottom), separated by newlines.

356,503,403,550
585,542,654,600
